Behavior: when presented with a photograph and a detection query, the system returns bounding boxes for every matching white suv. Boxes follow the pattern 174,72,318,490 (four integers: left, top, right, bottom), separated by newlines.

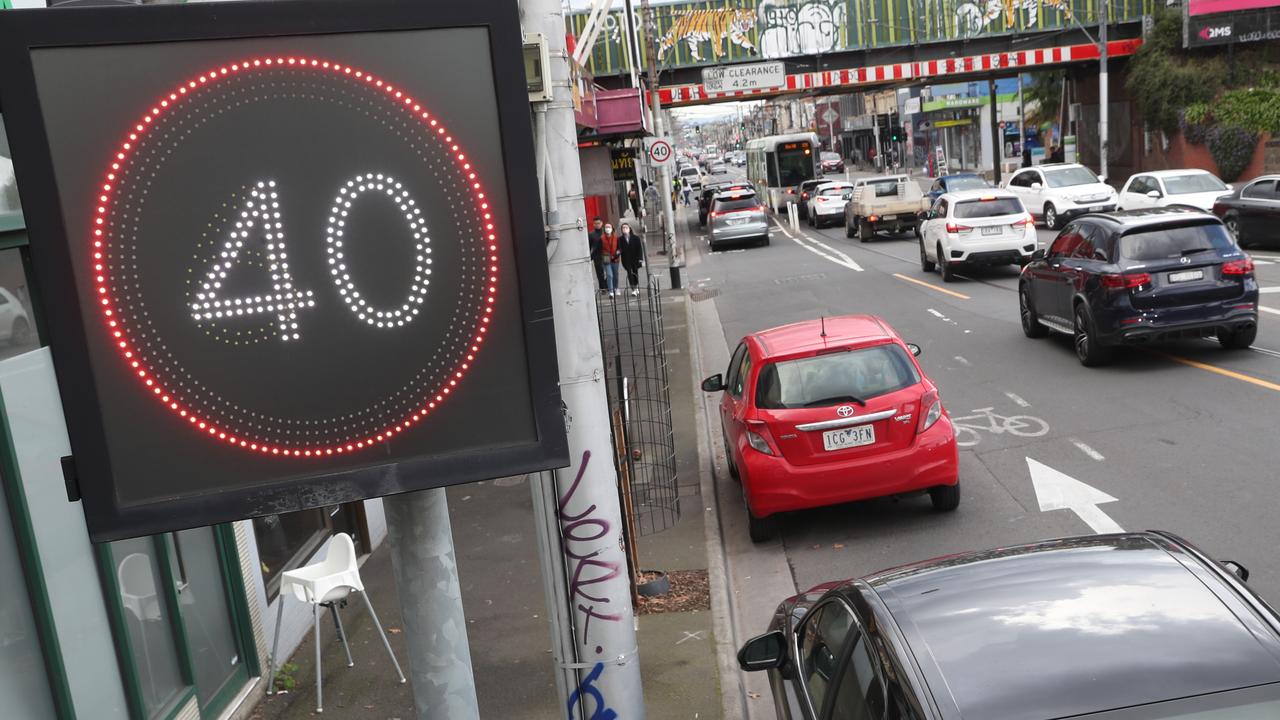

1003,163,1117,230
806,181,853,228
918,190,1038,282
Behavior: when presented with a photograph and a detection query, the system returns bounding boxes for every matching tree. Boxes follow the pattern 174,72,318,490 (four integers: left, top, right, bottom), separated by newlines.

1023,71,1063,128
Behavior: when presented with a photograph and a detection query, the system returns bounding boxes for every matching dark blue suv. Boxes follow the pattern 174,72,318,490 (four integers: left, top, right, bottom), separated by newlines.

1019,208,1258,365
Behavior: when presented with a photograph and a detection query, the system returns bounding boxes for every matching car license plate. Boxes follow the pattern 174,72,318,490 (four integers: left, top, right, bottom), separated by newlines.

727,217,748,226
1169,269,1203,283
981,226,1002,236
823,424,875,451
881,215,897,221
1090,205,1106,212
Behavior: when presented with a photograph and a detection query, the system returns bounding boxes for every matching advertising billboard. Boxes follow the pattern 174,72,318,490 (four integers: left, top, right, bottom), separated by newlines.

0,0,568,540
1189,0,1280,16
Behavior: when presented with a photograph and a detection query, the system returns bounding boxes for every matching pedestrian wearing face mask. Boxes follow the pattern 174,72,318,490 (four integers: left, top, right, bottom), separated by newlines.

618,222,644,296
587,217,607,291
600,222,620,295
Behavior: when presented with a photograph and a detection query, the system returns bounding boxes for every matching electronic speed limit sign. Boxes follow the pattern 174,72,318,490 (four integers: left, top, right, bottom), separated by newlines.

648,139,673,164
0,0,568,540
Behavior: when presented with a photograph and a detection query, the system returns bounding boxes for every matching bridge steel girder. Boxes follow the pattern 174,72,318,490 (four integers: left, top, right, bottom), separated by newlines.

654,36,1142,107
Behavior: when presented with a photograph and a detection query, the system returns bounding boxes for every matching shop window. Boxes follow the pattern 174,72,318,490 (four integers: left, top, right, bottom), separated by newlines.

254,504,367,600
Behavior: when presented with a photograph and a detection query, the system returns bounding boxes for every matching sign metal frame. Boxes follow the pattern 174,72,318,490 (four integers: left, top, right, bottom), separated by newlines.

0,0,569,541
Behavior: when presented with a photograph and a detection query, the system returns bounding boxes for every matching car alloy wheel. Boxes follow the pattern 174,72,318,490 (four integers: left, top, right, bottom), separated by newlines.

1073,305,1112,366
1044,204,1058,230
1224,214,1241,242
1020,287,1047,338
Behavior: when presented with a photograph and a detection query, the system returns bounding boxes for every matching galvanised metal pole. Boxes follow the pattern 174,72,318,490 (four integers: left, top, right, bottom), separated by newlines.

1099,0,1109,179
522,0,647,718
642,0,680,283
384,488,479,720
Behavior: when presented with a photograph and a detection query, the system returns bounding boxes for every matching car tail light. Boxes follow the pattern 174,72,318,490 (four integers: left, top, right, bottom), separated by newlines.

1222,258,1254,276
745,420,775,456
708,211,718,220
945,222,972,234
1101,273,1151,289
801,192,809,199
1013,216,1035,229
917,390,942,434
868,214,879,222
753,205,766,212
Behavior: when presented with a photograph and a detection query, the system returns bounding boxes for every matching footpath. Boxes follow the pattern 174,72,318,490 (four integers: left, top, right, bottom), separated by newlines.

248,203,734,719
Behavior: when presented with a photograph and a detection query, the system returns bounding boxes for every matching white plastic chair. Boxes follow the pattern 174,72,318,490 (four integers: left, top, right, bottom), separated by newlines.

265,533,405,713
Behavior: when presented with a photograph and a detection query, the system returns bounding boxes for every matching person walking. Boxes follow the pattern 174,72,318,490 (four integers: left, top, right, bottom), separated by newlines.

618,222,644,296
587,216,607,292
628,183,642,218
681,177,692,206
601,222,620,296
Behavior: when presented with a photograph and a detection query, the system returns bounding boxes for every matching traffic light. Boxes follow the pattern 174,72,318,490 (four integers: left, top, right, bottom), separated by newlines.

890,125,903,142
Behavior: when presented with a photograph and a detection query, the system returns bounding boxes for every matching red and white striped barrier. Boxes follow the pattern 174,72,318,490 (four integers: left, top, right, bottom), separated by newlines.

657,39,1142,106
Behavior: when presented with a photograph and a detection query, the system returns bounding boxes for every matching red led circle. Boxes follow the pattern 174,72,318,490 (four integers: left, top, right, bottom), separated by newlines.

93,57,498,458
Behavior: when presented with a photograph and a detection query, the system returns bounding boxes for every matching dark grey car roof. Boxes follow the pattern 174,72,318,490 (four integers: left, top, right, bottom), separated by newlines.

868,534,1280,720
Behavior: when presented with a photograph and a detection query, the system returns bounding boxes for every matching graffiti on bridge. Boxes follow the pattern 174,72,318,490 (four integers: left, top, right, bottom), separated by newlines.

570,0,1151,76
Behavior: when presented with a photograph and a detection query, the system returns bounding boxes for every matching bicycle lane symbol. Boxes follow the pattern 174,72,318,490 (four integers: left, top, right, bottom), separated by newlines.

951,407,1049,448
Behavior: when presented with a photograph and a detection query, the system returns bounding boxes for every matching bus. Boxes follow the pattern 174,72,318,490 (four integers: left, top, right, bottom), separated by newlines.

745,132,820,211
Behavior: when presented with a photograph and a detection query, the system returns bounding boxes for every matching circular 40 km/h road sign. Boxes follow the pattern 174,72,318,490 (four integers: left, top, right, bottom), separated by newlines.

648,139,672,164
0,1,567,540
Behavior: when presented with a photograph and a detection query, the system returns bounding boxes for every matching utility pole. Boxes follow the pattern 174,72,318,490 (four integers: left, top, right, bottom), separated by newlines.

384,489,478,720
1018,72,1026,164
1099,0,1109,179
988,77,1002,184
642,0,679,280
521,2,646,720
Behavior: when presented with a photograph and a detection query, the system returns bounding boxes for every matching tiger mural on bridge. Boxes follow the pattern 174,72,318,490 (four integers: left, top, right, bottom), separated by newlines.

656,8,758,63
956,0,1075,36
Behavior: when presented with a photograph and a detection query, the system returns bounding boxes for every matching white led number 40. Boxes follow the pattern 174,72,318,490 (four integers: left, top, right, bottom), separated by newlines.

190,174,432,341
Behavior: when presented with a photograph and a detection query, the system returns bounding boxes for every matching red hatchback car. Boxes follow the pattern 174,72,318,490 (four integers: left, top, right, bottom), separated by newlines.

702,315,959,542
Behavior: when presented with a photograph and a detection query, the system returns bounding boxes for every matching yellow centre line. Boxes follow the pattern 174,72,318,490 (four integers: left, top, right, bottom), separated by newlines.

1153,351,1280,393
892,273,971,300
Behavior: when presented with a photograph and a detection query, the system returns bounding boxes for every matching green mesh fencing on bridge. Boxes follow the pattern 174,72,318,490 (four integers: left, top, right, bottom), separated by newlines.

569,0,1153,77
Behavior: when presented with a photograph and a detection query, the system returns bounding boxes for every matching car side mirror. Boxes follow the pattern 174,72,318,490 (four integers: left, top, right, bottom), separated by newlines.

1031,182,1043,191
701,374,724,393
738,630,787,672
1098,175,1108,184
906,343,922,357
1146,190,1162,199
1031,249,1046,260
1226,184,1234,191
1221,560,1250,582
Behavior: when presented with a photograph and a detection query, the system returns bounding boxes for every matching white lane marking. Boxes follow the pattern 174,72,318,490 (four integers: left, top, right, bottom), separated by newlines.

1260,306,1280,316
797,231,865,271
1250,346,1280,359
1255,259,1275,265
1260,287,1280,294
1004,391,1031,408
954,355,971,366
1028,458,1124,534
1252,254,1280,261
1070,439,1106,461
927,308,946,319
772,219,863,272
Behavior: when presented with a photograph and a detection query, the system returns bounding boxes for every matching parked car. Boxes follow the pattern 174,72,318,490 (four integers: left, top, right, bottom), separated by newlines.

924,172,992,203
1213,174,1280,248
1019,208,1257,366
795,179,826,220
820,151,844,174
0,287,32,346
806,181,854,228
699,181,752,226
1003,162,1117,230
843,175,928,241
701,315,958,542
707,190,769,250
1118,169,1232,212
679,165,703,191
918,190,1037,281
739,531,1278,720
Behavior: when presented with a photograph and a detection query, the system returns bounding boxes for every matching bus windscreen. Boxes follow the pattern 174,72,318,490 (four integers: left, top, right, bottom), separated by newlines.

776,142,815,187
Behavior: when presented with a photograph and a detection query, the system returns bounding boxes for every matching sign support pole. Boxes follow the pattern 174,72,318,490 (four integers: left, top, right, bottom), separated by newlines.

523,0,647,718
988,77,1002,184
1099,0,1109,180
642,0,680,288
385,488,480,720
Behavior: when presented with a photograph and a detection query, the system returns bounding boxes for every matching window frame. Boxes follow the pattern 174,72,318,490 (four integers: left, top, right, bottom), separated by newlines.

793,598,858,720
1048,223,1081,258
724,342,747,395
1242,179,1276,200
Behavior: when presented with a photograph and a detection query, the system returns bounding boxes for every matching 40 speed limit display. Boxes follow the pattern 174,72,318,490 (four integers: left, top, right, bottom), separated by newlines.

0,1,566,540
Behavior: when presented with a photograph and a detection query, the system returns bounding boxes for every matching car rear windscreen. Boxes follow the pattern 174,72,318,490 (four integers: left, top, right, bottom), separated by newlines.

755,344,920,409
819,186,849,197
1119,223,1236,261
869,180,900,198
946,176,989,191
1164,174,1228,195
714,196,759,211
954,197,1024,218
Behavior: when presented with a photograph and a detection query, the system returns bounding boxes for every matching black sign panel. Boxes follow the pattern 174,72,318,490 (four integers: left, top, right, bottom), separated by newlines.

610,147,638,182
1186,7,1280,46
0,0,567,540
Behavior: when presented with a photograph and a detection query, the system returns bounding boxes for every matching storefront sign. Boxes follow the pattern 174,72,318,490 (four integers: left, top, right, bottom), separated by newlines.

0,0,568,540
903,97,922,116
922,96,985,113
611,146,638,182
1186,5,1280,46
701,61,785,93
934,118,973,128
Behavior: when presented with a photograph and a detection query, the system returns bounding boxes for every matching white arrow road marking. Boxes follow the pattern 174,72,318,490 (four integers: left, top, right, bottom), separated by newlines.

1027,457,1124,534
771,219,863,271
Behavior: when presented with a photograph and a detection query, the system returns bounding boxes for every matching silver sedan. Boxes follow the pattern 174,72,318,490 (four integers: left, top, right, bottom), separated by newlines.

708,192,770,250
